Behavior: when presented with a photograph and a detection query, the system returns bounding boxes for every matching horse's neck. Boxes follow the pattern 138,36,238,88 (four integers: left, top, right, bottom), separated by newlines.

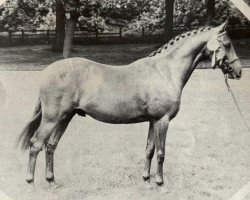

155,31,214,89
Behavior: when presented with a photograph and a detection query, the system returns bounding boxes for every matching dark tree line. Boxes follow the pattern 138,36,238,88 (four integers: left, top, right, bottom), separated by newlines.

0,0,249,57
54,0,178,57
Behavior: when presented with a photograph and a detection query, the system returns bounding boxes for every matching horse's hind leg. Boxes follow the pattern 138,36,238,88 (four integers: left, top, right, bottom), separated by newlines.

142,122,155,181
45,112,75,183
27,119,58,184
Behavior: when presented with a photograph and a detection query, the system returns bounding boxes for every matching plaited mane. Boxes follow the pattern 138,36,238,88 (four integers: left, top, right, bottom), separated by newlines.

149,26,212,57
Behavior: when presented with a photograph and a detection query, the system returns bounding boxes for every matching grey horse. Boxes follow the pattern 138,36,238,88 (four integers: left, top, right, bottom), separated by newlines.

17,21,242,186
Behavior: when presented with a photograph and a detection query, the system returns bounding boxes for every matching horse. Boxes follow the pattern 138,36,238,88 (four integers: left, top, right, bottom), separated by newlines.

17,21,242,186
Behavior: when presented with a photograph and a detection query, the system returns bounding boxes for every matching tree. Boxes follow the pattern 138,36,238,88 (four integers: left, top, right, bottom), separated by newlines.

61,0,81,58
0,0,54,30
63,11,79,58
61,0,148,58
51,0,65,52
165,0,175,40
205,0,215,25
1,0,249,56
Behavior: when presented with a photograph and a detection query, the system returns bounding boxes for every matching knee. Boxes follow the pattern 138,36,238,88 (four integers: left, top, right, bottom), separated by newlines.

157,150,165,164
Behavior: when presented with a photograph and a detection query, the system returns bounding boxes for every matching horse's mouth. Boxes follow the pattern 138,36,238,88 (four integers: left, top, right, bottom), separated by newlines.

228,72,241,80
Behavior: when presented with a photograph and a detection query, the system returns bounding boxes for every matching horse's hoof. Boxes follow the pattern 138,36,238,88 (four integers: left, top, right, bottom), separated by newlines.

46,176,55,183
155,177,164,186
26,174,34,184
142,175,150,181
156,181,164,186
26,179,34,184
46,171,54,182
142,171,150,181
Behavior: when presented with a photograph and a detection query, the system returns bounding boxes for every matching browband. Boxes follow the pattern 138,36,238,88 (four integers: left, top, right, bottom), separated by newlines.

226,57,239,64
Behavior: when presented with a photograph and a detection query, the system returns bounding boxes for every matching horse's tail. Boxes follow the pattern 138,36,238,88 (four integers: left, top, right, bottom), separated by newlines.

16,99,42,150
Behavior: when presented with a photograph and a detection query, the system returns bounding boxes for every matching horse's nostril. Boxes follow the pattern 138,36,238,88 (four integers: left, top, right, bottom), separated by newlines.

239,69,242,76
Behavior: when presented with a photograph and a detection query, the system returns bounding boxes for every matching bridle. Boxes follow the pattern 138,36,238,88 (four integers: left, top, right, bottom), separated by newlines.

211,31,239,74
225,57,239,65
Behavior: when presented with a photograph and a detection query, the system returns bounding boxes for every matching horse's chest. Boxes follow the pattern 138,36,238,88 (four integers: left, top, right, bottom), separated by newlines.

146,89,181,119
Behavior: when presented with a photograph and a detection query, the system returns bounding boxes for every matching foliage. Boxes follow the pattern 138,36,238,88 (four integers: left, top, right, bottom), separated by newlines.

60,0,153,32
0,0,249,32
0,0,54,30
124,0,250,34
125,0,165,34
214,0,250,25
174,0,206,27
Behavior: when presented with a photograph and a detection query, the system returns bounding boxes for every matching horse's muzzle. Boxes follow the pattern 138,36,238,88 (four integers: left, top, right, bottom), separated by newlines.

228,70,242,80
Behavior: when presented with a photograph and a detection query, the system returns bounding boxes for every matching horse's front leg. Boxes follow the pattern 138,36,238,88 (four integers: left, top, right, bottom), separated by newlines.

154,115,169,186
142,122,155,181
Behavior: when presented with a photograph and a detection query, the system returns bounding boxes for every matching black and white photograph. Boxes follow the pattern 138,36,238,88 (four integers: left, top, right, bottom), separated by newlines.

0,0,249,199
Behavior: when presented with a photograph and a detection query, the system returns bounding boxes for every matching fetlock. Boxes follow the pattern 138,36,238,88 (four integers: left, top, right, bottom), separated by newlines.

46,143,56,154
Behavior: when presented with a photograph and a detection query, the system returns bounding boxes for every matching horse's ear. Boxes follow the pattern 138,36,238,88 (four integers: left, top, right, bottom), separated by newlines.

218,20,229,32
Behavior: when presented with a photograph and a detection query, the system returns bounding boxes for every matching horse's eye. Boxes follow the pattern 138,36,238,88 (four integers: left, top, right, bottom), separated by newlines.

223,41,231,48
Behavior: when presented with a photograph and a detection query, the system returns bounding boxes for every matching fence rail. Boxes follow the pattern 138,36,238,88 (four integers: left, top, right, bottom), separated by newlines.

0,25,249,46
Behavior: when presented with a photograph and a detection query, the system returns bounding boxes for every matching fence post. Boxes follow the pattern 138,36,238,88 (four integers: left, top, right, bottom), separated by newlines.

142,26,145,37
8,30,12,43
95,29,98,44
47,30,50,43
21,30,25,42
119,26,122,42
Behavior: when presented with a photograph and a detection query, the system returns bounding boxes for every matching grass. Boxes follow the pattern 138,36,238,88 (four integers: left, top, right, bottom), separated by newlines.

0,69,249,200
0,38,249,71
0,44,157,71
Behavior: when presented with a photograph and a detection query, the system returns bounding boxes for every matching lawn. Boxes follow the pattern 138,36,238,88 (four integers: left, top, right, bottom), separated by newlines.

0,38,249,71
0,69,249,200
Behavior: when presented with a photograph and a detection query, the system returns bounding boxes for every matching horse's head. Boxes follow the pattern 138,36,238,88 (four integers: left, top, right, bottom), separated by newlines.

206,21,242,79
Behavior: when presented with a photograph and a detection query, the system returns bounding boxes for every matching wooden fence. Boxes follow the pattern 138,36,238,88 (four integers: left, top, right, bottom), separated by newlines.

0,27,123,46
0,25,249,46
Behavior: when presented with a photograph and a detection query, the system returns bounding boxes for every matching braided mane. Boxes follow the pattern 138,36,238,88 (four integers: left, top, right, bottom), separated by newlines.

149,26,212,57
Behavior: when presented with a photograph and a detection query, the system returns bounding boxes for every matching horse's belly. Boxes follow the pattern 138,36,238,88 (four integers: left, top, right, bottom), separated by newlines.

79,98,148,124
88,113,149,124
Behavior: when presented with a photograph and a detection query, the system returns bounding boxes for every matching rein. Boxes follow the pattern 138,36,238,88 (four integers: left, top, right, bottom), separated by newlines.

216,32,249,133
224,74,250,133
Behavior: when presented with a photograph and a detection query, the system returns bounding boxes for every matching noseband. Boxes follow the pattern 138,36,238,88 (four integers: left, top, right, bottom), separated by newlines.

225,57,239,64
